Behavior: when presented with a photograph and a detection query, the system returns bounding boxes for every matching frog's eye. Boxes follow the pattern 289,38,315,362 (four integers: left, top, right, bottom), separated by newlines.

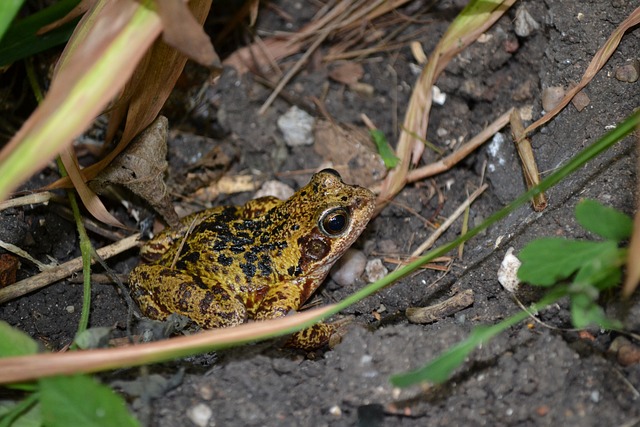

319,207,350,237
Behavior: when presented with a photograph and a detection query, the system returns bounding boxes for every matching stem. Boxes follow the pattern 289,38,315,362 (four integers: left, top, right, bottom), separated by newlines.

26,59,93,337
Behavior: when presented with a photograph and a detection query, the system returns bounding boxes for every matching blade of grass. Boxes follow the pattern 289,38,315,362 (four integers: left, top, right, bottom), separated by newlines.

0,0,80,66
0,1,24,42
623,130,640,298
390,287,568,386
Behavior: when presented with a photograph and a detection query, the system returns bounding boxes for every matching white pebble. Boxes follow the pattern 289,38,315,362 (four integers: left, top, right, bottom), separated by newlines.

277,106,315,147
186,403,212,427
330,249,367,286
514,6,540,37
497,247,522,293
365,258,388,283
253,180,294,200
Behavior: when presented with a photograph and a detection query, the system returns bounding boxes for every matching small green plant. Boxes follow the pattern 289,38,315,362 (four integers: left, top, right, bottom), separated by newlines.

0,322,139,426
369,129,400,169
391,199,632,387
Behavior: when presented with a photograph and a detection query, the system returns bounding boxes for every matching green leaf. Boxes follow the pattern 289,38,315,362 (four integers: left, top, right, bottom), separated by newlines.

370,129,399,168
40,375,139,427
518,238,618,286
575,199,633,242
0,0,24,43
0,0,80,66
0,397,41,427
0,321,38,357
390,325,491,386
573,247,623,291
570,292,622,330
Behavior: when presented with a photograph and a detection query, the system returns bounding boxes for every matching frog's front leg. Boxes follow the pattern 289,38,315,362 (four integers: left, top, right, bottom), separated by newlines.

129,264,247,328
252,285,337,350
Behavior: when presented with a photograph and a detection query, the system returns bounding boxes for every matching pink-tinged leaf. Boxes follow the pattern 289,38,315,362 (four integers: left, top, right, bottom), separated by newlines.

0,0,163,202
60,147,126,229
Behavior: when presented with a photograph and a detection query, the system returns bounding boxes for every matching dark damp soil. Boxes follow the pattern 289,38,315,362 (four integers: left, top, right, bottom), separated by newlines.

1,0,640,426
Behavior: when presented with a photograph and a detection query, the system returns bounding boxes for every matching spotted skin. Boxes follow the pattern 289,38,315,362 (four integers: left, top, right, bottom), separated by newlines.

129,170,375,349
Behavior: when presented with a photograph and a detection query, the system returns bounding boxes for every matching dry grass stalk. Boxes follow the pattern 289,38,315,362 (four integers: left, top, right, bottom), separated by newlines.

376,0,516,211
510,109,547,211
408,183,488,259
524,6,640,136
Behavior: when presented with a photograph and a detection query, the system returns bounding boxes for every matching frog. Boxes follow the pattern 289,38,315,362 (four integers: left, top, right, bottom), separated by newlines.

129,169,375,350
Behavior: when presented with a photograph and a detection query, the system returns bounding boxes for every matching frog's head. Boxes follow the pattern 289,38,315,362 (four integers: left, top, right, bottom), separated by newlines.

276,169,375,297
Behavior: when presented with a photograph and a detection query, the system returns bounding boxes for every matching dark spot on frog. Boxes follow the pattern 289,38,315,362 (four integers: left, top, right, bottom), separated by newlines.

176,283,193,310
240,262,256,280
341,196,348,201
258,254,272,276
230,245,246,254
287,265,303,277
176,251,200,270
239,252,259,280
218,254,233,266
192,275,209,290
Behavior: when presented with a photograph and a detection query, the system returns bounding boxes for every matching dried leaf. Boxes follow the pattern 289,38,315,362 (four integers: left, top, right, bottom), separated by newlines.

46,0,215,192
0,254,20,288
89,116,179,227
623,131,640,298
328,62,364,86
156,0,219,67
510,109,546,211
314,120,386,188
60,147,127,229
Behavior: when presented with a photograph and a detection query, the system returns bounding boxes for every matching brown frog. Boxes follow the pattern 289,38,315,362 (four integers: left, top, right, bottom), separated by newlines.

129,169,375,349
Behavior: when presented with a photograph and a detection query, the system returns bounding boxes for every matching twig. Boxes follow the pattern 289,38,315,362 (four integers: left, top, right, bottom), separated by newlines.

409,184,488,259
0,240,55,271
405,289,474,324
405,109,513,184
0,234,140,304
258,0,361,114
0,192,56,211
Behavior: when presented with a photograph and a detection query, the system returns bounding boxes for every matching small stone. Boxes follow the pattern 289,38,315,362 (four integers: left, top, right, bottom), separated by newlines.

186,403,213,427
365,258,388,283
197,384,215,400
514,6,540,37
432,85,446,105
497,247,521,293
330,249,367,286
518,105,534,121
277,106,315,147
541,86,565,111
571,88,590,112
615,59,640,83
65,305,75,314
253,180,294,200
329,405,342,416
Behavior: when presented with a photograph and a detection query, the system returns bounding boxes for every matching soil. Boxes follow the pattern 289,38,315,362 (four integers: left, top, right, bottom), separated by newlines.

1,0,640,426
